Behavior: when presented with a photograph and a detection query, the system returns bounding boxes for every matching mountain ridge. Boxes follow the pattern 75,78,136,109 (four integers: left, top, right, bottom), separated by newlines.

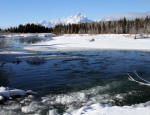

38,13,93,27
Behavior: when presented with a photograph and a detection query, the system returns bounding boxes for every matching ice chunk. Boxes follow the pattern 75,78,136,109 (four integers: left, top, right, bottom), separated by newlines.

0,96,4,101
0,86,26,98
0,109,18,115
21,102,39,113
26,90,37,95
10,89,26,96
0,87,10,97
21,102,45,114
48,109,59,115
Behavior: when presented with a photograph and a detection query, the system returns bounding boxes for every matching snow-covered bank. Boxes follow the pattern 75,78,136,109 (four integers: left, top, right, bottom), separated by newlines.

0,85,150,115
40,83,150,115
65,103,150,115
0,86,36,102
24,34,150,52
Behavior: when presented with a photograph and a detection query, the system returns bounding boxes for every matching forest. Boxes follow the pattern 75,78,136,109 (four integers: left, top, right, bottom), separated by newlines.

1,16,150,35
53,17,150,35
3,24,52,33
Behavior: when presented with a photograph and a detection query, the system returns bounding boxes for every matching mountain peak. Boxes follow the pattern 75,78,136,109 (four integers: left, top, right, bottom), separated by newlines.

75,13,84,17
38,13,92,28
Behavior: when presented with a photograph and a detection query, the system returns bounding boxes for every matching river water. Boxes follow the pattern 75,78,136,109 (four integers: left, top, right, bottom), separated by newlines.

0,34,150,115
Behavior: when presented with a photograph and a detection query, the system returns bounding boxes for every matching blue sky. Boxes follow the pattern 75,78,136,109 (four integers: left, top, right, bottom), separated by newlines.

0,0,150,27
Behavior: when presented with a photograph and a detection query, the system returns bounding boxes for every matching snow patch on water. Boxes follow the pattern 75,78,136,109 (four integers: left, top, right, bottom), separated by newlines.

0,51,29,54
41,83,132,114
41,85,111,105
3,33,53,38
0,86,26,98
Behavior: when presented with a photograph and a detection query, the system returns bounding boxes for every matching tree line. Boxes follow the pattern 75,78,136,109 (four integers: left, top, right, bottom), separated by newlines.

2,16,150,34
52,16,150,35
4,23,52,33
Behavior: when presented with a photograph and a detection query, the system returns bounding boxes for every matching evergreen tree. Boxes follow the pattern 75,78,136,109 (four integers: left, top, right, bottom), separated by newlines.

5,16,150,35
6,23,52,33
52,16,150,35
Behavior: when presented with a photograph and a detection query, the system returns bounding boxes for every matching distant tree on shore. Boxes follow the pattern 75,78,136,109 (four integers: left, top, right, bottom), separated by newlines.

52,16,150,35
4,16,150,35
5,23,52,33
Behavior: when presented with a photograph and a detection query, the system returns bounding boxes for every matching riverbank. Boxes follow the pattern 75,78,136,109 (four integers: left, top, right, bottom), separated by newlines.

1,33,150,115
24,34,150,52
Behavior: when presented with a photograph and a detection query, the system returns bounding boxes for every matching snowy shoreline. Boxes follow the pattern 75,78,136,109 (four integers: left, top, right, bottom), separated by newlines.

1,86,150,115
65,103,150,115
1,33,150,114
23,34,150,52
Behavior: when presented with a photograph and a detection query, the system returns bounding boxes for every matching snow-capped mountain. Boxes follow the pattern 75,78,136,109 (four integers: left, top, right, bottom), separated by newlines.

39,13,92,27
39,11,150,28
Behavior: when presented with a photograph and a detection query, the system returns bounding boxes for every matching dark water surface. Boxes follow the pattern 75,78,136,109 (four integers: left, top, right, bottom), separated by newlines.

1,50,150,105
1,35,150,114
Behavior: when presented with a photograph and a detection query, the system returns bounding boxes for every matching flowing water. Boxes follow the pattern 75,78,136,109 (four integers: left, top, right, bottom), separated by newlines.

0,34,150,114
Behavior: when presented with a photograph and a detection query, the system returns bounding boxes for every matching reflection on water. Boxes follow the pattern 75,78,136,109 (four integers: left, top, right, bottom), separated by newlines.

19,37,43,44
0,65,12,86
0,38,7,48
26,57,46,65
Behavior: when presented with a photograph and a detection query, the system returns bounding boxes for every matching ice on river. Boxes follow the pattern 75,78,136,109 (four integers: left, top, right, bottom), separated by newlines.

0,85,150,115
0,86,26,98
3,33,53,38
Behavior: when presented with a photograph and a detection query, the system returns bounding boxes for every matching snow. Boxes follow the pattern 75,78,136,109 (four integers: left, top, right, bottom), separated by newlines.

41,84,140,115
0,96,4,101
48,109,59,115
21,102,38,113
39,12,150,27
1,33,150,114
0,85,150,115
21,102,45,114
0,109,18,115
39,13,92,27
65,103,150,115
0,86,26,98
24,34,150,52
0,51,28,54
41,85,113,106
